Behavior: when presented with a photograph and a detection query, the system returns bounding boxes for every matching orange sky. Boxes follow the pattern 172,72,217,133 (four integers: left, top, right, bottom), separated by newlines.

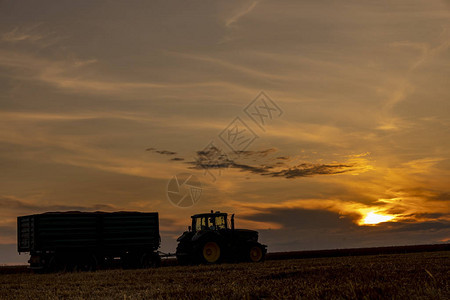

0,0,449,264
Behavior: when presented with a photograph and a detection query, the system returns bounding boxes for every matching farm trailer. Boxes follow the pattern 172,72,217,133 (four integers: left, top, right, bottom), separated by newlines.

17,211,161,272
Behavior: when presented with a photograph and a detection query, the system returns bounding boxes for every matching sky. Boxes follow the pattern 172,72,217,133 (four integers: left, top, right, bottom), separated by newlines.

1,0,450,264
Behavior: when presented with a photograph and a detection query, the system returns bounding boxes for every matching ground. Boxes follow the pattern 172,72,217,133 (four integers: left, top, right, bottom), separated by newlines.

0,251,448,299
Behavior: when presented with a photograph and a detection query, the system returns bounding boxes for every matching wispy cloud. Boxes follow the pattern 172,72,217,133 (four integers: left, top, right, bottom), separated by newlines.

0,50,255,97
2,26,44,43
0,195,117,243
225,1,259,28
169,51,291,82
0,195,116,212
391,27,450,72
2,24,63,48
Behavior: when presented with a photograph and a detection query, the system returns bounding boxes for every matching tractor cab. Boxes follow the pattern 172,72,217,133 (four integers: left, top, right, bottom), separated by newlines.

191,211,233,232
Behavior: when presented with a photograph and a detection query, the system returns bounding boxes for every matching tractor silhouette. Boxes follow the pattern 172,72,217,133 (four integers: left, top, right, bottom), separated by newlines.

176,211,267,264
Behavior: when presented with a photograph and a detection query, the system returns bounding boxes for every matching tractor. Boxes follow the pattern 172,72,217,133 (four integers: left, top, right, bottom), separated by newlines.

176,211,267,264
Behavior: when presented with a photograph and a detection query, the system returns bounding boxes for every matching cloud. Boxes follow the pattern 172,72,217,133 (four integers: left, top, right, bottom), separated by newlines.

0,49,255,98
267,163,353,178
238,207,450,251
168,51,291,82
2,26,44,43
146,148,177,155
0,112,181,180
391,26,450,72
386,221,450,233
186,146,362,179
145,144,370,179
0,195,116,213
225,1,259,28
244,207,355,230
0,195,118,244
1,24,60,47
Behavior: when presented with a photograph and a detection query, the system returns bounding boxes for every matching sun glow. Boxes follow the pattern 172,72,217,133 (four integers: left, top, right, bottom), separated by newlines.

361,211,396,225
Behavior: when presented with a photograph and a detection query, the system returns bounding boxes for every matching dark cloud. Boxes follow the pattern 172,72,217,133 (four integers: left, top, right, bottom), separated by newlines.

433,192,450,202
230,162,273,174
276,156,290,160
145,147,177,155
170,157,184,161
186,146,354,178
240,207,450,252
410,213,449,220
266,163,353,178
156,150,176,155
193,145,233,169
146,145,355,178
244,207,356,230
395,212,449,223
382,221,450,233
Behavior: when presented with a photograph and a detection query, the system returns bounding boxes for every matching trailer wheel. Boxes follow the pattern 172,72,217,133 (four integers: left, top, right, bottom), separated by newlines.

46,255,59,273
122,253,140,269
74,255,97,272
141,252,161,268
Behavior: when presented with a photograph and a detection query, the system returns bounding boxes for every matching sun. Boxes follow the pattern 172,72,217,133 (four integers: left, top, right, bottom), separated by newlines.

362,211,395,225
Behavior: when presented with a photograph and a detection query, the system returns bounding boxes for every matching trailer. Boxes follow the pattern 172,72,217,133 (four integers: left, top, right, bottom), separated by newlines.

17,211,161,272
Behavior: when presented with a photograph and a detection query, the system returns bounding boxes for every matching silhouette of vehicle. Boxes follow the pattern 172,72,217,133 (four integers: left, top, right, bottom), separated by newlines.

176,211,267,264
17,212,161,272
18,210,267,272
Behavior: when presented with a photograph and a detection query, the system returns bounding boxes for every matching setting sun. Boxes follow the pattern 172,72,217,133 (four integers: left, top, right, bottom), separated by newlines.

362,212,396,225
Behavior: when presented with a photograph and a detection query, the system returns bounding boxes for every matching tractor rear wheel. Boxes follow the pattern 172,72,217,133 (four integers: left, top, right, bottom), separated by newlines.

248,244,265,262
200,241,221,264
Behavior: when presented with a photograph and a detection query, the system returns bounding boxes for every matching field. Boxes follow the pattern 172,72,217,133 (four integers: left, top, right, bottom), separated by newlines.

0,251,449,299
